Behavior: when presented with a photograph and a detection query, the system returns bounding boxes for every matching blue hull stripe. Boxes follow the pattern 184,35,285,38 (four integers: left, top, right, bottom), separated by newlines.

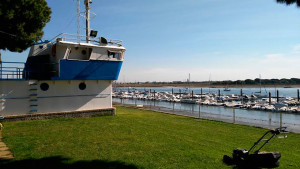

52,60,123,80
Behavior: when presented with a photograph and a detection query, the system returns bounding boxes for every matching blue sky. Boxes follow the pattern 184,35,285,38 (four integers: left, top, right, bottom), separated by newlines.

2,0,300,82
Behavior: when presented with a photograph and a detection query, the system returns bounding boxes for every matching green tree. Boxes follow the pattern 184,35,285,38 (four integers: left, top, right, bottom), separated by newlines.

0,0,51,52
245,79,255,84
276,0,300,7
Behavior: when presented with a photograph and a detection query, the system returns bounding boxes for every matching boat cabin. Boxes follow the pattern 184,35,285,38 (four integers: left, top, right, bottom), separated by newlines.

24,34,125,81
0,34,125,116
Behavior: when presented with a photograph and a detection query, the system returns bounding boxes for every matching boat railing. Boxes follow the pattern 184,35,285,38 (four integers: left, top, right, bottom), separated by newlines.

0,61,58,80
0,61,25,80
51,33,123,47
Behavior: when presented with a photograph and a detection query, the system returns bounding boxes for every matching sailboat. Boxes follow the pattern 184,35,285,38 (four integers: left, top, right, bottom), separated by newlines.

224,87,231,92
224,82,231,91
254,74,268,98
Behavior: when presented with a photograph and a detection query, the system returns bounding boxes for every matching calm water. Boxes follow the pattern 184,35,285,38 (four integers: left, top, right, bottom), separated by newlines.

113,87,300,133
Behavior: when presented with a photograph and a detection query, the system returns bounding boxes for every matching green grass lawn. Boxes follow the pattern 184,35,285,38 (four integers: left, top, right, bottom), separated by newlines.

1,106,300,169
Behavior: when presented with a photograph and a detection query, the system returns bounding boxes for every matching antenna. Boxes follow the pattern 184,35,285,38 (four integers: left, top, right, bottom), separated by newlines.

77,0,80,43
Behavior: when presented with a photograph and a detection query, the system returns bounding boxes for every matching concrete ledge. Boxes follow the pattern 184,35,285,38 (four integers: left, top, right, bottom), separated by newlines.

1,108,116,122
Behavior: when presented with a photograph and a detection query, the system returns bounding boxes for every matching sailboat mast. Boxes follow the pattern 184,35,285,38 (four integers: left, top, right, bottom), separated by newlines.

85,0,91,43
188,73,191,93
208,73,211,94
259,74,262,94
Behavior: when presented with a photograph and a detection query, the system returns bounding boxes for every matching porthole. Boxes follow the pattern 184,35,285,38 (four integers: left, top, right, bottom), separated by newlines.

81,50,86,55
40,83,49,91
79,82,86,90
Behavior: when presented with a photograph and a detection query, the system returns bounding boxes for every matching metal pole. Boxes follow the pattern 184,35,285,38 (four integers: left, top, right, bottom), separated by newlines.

297,89,300,102
192,105,194,116
172,102,175,113
192,90,194,100
85,0,91,43
153,92,155,106
269,92,271,105
18,68,20,79
200,88,203,99
268,112,272,126
198,105,201,118
233,108,235,123
77,0,81,43
277,90,279,103
280,112,282,129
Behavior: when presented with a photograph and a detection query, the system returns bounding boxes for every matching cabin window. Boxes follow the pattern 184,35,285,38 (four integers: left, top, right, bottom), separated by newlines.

40,83,49,91
79,82,86,90
108,51,120,59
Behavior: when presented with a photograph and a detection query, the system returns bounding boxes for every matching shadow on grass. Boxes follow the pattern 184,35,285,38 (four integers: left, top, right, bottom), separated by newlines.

0,156,138,169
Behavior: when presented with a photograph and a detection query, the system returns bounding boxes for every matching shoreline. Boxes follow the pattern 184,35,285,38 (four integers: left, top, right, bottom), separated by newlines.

113,84,300,88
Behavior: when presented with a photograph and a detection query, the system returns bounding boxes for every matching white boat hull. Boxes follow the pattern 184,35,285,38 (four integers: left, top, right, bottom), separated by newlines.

0,80,112,116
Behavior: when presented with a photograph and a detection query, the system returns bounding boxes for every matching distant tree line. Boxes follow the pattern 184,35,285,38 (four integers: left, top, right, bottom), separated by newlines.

210,78,300,85
115,78,300,86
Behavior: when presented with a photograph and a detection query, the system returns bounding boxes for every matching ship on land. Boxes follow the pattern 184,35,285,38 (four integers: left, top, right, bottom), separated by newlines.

0,0,125,117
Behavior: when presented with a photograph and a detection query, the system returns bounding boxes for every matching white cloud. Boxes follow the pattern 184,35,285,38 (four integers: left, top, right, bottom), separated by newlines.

292,44,300,54
265,54,284,59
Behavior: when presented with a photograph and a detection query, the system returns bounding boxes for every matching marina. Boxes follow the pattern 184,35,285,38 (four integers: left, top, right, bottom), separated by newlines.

113,87,300,133
1,1,300,168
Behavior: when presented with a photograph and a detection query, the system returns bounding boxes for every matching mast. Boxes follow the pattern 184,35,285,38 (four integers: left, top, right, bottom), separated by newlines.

188,73,191,93
259,74,262,95
208,73,211,94
77,0,80,43
85,0,91,43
